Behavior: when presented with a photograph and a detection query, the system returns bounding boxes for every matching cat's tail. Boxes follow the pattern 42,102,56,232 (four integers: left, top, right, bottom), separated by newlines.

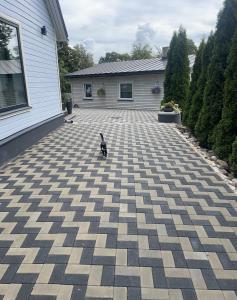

100,133,104,141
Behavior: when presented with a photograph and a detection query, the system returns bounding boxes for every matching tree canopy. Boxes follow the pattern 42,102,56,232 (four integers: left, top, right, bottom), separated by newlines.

212,28,237,161
131,44,153,60
0,22,12,59
187,38,198,55
57,42,94,97
183,40,205,127
99,52,131,64
181,0,237,176
189,34,215,133
195,0,237,148
98,43,156,64
163,26,190,110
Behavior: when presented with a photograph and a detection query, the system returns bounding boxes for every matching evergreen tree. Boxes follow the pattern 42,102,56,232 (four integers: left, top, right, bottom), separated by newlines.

183,40,205,126
212,29,237,160
163,32,178,103
189,34,215,133
164,27,190,109
175,27,190,110
187,38,197,55
230,137,237,176
195,0,237,148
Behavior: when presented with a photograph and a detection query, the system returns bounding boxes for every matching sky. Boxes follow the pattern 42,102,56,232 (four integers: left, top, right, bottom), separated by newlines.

59,0,224,62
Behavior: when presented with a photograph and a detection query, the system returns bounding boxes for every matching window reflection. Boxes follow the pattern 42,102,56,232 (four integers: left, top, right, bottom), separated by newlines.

0,17,28,113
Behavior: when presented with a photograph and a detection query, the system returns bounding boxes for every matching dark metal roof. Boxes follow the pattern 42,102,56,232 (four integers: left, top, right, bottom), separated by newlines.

66,58,167,78
67,55,196,78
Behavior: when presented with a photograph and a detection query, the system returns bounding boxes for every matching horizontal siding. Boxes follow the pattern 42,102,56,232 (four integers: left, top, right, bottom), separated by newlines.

71,74,164,110
0,0,62,140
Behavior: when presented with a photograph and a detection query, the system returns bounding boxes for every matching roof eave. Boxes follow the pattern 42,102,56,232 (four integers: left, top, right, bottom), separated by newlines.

66,70,165,79
44,0,68,41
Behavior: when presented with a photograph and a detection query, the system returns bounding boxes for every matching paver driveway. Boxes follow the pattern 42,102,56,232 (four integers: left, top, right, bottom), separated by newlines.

0,108,237,300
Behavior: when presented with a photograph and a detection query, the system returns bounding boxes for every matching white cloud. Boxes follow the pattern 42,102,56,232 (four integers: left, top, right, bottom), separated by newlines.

135,23,156,46
59,0,224,62
80,38,95,52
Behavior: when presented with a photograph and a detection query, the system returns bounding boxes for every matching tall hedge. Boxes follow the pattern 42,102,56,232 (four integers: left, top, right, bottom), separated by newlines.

163,27,190,109
230,137,237,176
163,32,178,103
189,34,215,133
213,29,237,160
182,40,205,127
194,0,237,148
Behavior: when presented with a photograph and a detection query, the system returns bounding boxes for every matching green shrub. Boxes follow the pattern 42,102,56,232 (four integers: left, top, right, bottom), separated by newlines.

164,27,190,110
160,101,182,113
195,0,237,147
213,29,237,160
230,137,237,177
188,35,214,133
97,88,106,97
183,40,205,127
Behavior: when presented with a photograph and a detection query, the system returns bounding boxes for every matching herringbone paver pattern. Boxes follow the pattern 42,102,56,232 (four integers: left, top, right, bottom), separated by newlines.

0,108,237,300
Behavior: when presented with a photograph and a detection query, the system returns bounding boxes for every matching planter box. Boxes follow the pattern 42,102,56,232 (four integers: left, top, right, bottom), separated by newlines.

158,111,181,124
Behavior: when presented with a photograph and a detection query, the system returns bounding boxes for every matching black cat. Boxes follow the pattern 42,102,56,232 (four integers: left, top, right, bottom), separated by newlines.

100,133,107,157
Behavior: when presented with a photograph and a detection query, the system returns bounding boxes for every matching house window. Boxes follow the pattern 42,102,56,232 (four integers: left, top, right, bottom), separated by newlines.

0,16,28,113
120,83,133,100
84,83,92,98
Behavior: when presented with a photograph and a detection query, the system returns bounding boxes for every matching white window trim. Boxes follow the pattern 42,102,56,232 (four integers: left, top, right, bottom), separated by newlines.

118,82,134,101
0,12,32,113
83,82,93,99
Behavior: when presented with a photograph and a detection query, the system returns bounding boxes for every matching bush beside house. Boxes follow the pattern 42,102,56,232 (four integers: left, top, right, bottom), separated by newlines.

212,28,237,162
164,0,237,177
182,40,205,127
163,27,190,110
195,0,237,149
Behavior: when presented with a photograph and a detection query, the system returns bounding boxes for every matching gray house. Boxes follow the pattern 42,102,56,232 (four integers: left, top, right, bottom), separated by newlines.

67,58,166,110
67,55,195,110
0,0,68,166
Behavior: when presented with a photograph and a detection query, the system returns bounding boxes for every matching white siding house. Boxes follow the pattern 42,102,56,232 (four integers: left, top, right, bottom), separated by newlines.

70,73,165,110
0,0,68,165
67,58,167,111
67,55,195,111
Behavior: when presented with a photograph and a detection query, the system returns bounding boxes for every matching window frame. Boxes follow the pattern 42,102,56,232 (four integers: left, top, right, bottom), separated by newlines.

118,82,133,101
83,82,93,99
0,14,29,114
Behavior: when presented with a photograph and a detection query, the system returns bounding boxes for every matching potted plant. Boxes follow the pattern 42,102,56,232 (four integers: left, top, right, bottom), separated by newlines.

62,93,72,114
151,86,161,94
159,101,182,124
97,88,106,97
62,99,66,111
63,93,72,115
160,101,181,113
66,98,72,114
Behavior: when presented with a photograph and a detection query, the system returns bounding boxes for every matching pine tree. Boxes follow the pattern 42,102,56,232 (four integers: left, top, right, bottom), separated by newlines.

230,137,237,176
189,34,215,133
163,32,178,102
183,40,205,127
163,27,190,109
194,0,237,148
212,29,237,160
173,27,190,110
